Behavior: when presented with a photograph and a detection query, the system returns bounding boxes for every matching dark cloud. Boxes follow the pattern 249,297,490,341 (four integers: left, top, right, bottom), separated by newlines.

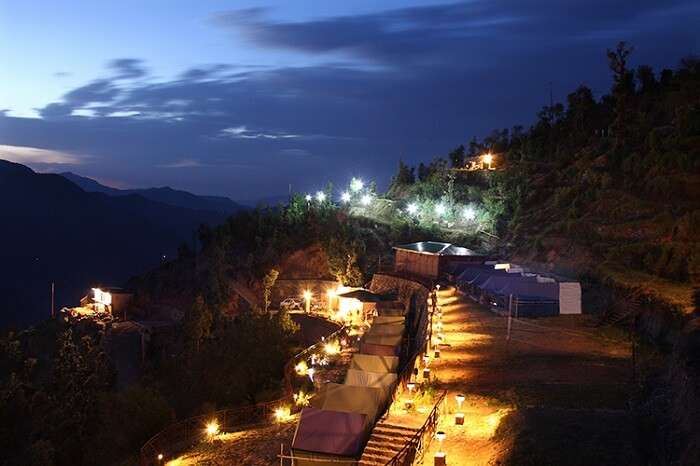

109,58,148,79
4,1,700,198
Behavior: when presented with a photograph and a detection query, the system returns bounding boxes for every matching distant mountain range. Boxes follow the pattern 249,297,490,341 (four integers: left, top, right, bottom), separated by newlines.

0,160,236,329
60,171,245,214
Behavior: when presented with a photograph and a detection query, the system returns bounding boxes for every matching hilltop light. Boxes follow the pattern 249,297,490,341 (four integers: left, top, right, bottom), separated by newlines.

274,405,292,422
407,203,419,215
360,194,372,206
435,203,447,216
483,152,493,169
341,191,351,203
315,191,326,202
350,177,364,192
463,205,476,221
305,194,312,202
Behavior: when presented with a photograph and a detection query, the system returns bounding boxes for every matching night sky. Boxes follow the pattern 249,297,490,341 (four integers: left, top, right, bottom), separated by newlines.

1,1,698,200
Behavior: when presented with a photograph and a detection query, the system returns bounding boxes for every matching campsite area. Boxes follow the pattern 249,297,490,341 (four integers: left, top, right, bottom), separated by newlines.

423,287,639,466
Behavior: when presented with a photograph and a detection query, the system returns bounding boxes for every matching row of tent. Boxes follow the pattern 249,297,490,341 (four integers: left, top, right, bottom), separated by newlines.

447,263,582,316
291,303,409,465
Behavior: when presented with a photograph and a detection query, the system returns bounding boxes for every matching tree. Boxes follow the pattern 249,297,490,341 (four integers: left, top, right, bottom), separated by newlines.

607,41,635,95
262,268,279,313
394,160,415,185
448,145,465,168
417,162,430,182
183,296,213,353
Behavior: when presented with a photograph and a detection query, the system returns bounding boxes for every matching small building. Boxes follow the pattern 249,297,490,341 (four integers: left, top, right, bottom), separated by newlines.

73,286,133,319
393,241,487,279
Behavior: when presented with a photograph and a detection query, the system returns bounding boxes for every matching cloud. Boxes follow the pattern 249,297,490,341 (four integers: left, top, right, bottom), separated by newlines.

279,148,312,157
158,158,204,168
3,1,699,198
0,144,83,165
109,58,148,79
220,126,300,139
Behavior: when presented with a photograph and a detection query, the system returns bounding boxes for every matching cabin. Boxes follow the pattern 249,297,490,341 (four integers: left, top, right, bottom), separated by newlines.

393,241,487,279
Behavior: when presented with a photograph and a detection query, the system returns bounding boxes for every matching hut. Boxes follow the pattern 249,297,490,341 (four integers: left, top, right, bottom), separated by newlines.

393,241,486,279
291,408,367,466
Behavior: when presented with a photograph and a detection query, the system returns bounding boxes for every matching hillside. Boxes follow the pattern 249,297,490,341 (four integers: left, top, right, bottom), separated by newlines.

387,51,700,315
0,160,228,328
60,172,245,214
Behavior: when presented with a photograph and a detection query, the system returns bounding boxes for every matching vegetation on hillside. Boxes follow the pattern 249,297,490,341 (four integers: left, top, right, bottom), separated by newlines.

388,44,700,310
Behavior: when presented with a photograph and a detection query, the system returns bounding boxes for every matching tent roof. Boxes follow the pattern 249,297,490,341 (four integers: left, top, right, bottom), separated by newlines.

394,241,479,256
312,383,386,423
497,280,559,300
480,275,535,293
367,321,404,337
349,353,399,373
373,316,405,325
375,301,405,310
345,369,397,391
456,265,496,283
337,289,384,302
363,332,403,346
292,407,367,457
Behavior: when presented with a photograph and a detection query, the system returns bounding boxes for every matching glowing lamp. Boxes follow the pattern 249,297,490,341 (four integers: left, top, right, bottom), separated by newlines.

341,191,351,203
463,205,476,220
315,191,326,202
456,393,465,408
157,453,164,461
307,367,315,382
360,194,372,206
205,420,219,438
483,153,493,165
274,405,292,422
436,430,446,444
406,202,419,215
305,194,312,202
295,360,308,376
422,354,431,366
435,203,447,216
455,412,465,425
350,177,364,192
434,349,441,359
324,340,340,355
407,382,415,394
434,451,447,466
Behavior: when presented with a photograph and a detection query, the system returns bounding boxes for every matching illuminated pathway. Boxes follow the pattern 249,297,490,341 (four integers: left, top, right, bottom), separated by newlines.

423,286,632,465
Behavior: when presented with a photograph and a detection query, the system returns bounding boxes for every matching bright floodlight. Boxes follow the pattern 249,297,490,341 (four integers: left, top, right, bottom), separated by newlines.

407,202,419,215
463,205,476,220
341,191,351,203
435,203,447,216
360,194,372,206
315,191,326,202
483,153,493,164
350,177,364,192
304,194,312,202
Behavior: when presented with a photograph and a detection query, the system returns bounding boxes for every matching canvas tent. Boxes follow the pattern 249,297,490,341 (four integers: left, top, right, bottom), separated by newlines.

373,315,405,325
375,301,406,316
312,383,387,430
349,354,399,373
291,407,367,466
393,241,485,279
344,369,397,402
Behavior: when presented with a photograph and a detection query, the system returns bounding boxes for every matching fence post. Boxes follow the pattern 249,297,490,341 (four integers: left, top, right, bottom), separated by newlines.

507,294,513,342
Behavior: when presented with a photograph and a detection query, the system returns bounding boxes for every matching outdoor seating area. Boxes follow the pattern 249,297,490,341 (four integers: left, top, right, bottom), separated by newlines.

290,315,407,464
452,263,581,316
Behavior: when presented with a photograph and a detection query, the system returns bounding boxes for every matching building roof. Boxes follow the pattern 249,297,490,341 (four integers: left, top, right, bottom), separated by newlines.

393,241,480,256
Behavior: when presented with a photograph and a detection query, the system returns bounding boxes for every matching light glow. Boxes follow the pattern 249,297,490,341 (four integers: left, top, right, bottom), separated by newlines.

406,202,419,215
295,360,308,376
315,191,326,202
360,194,372,206
205,420,219,437
274,405,292,422
463,205,476,220
305,194,312,202
435,203,447,216
324,340,341,355
350,177,364,192
341,191,351,203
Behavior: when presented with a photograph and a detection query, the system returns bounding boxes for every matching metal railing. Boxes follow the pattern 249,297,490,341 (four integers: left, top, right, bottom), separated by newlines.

384,390,447,466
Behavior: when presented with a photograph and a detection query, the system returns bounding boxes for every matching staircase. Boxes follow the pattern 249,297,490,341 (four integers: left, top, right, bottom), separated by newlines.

359,421,418,465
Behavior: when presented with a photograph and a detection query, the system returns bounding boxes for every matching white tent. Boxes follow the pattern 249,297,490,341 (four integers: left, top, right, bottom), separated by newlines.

349,354,399,373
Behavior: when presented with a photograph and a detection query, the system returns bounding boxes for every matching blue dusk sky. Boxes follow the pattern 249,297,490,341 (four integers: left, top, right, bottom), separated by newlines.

1,0,698,199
